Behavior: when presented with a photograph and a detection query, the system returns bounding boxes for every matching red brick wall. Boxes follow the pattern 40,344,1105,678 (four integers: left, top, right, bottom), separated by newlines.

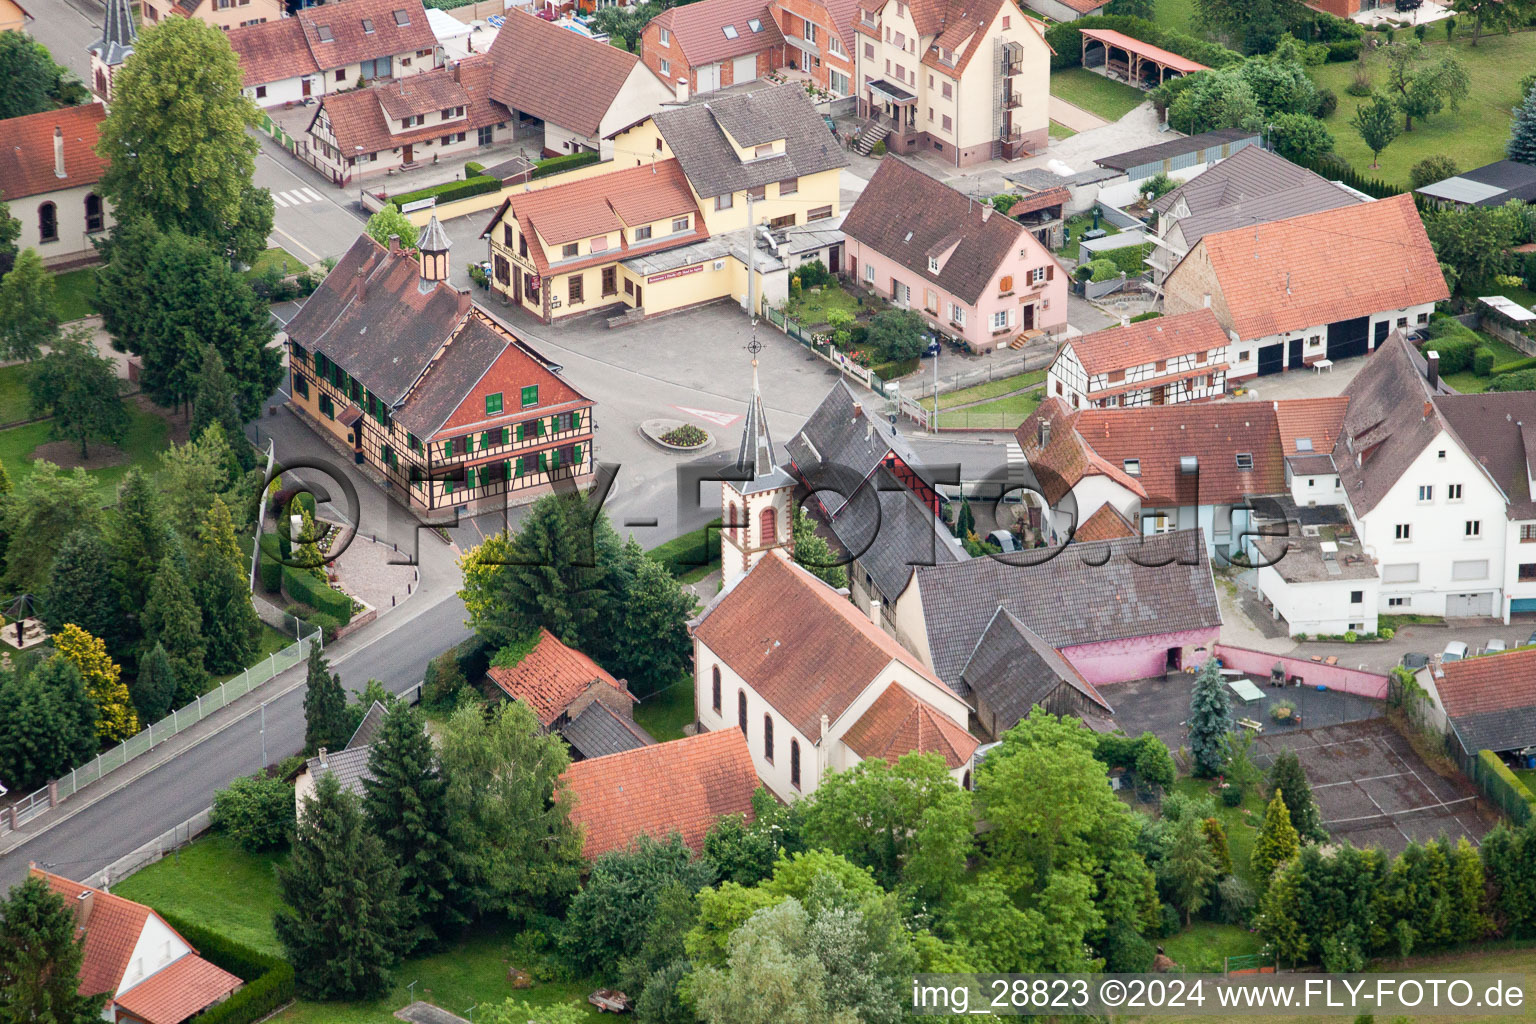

638,23,780,94
771,0,854,92
1304,0,1357,16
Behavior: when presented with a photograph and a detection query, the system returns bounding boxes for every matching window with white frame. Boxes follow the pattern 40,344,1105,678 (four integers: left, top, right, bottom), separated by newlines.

927,255,939,272
1394,523,1411,541
659,26,669,45
660,58,670,75
950,304,965,326
991,309,1008,330
1418,485,1433,502
1465,520,1481,537
1448,483,1463,500
1031,266,1046,285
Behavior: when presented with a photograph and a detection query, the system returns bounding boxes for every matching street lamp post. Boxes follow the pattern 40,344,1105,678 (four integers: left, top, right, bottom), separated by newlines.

259,702,268,770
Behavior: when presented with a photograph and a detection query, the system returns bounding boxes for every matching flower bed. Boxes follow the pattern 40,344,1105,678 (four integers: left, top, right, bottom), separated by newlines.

659,424,708,448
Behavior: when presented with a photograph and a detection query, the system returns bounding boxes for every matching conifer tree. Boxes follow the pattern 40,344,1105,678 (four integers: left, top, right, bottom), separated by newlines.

1509,84,1536,165
140,551,208,704
1202,817,1232,875
276,773,403,1000
53,624,138,743
131,643,178,724
303,644,349,755
1161,812,1219,925
193,498,259,674
0,658,98,791
363,700,465,953
112,468,171,615
1268,749,1326,842
1187,659,1231,778
1251,789,1300,885
42,531,130,658
0,875,107,1023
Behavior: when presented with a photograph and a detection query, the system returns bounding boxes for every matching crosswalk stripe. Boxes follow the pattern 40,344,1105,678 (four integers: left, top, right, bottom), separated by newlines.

282,190,308,206
272,192,289,208
301,186,324,202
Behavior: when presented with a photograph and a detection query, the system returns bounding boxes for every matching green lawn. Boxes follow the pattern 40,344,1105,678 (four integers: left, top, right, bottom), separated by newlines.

1441,334,1530,394
936,368,1047,409
1170,776,1266,889
1059,214,1121,261
113,835,287,956
0,402,171,499
1160,922,1264,971
785,281,862,327
633,673,695,743
0,364,33,425
246,246,307,279
933,390,1043,430
1048,120,1077,140
52,267,99,323
1156,0,1201,36
1049,67,1148,123
1308,31,1536,186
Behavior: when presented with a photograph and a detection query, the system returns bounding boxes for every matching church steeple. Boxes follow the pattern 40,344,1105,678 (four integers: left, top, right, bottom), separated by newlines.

720,339,795,588
88,0,136,105
736,339,775,482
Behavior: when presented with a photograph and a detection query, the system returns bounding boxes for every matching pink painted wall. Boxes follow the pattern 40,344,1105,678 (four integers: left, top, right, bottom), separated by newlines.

845,230,1068,347
1213,644,1389,700
1060,627,1221,685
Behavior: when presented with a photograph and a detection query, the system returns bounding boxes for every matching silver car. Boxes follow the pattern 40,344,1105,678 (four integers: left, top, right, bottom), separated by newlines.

1485,639,1508,655
1442,641,1469,662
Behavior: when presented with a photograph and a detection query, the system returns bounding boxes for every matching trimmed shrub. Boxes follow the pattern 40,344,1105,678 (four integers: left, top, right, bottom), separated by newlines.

870,357,919,379
464,161,485,175
1221,785,1244,807
1473,346,1497,376
530,150,601,179
647,517,724,578
211,774,293,851
424,649,469,709
158,913,295,1024
1492,355,1536,375
384,175,500,208
257,534,282,594
1313,87,1338,119
1326,39,1362,61
1476,749,1536,823
305,612,342,643
796,259,831,288
1100,243,1151,276
1491,368,1536,392
282,566,353,625
1083,259,1120,283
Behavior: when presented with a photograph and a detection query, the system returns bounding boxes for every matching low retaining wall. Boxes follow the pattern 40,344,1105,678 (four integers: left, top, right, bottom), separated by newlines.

1214,643,1389,700
91,807,212,888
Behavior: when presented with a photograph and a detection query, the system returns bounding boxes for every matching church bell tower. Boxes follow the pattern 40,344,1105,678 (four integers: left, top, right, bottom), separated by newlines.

720,340,795,587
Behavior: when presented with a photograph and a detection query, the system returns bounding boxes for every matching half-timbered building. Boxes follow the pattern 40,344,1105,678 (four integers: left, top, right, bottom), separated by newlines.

1045,308,1229,410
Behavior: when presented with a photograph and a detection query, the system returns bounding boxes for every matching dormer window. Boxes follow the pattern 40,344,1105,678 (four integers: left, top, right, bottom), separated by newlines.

361,17,374,32
723,23,738,38
752,144,774,158
316,23,333,41
1236,452,1253,469
1123,459,1140,476
927,256,939,272
393,8,409,24
748,17,761,30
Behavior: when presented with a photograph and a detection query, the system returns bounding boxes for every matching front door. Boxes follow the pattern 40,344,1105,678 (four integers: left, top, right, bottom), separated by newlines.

634,283,643,308
1022,304,1035,330
828,244,840,274
402,144,414,164
1151,385,1166,405
1288,337,1304,369
513,267,522,304
301,77,312,97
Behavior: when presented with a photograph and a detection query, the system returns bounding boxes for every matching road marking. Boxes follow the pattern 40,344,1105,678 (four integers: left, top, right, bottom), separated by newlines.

301,186,325,202
272,193,289,208
271,225,322,263
674,405,741,426
284,190,311,206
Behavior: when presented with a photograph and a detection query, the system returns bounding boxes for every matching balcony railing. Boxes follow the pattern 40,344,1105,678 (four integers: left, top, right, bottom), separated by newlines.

1004,92,1022,109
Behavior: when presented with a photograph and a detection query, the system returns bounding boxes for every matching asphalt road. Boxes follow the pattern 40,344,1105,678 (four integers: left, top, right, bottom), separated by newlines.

25,0,99,80
0,595,469,888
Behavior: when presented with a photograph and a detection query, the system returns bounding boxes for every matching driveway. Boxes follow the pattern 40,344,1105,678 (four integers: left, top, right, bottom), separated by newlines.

1227,356,1368,403
1049,97,1107,133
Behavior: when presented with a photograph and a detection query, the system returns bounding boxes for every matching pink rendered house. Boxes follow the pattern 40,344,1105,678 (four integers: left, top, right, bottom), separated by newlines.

840,157,1068,349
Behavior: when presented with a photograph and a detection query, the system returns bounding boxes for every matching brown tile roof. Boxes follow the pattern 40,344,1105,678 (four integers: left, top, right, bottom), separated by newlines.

487,11,642,139
648,0,784,70
486,628,631,728
1189,193,1448,341
560,729,757,858
1015,397,1147,506
0,103,108,201
815,0,864,56
314,56,508,157
229,18,319,86
113,953,243,1024
299,0,435,72
1272,396,1348,456
1069,402,1287,506
920,0,1006,75
1007,186,1070,216
1054,0,1110,12
1435,391,1536,520
1067,308,1227,378
486,159,707,277
842,682,978,769
693,550,950,738
1074,502,1137,541
1436,648,1536,753
1079,27,1207,74
844,157,1059,306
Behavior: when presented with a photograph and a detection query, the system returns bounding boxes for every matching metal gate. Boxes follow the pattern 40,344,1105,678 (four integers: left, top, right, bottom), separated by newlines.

1327,315,1370,361
1258,342,1284,376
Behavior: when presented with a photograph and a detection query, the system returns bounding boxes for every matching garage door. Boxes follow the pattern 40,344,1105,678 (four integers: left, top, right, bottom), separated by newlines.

1512,598,1536,613
1257,342,1284,376
698,63,721,93
732,55,758,85
1327,315,1369,361
1446,592,1495,617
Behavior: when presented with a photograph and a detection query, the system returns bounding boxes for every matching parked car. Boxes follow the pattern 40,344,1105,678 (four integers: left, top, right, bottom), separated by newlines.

1527,630,1536,647
1485,639,1507,655
1442,641,1469,662
921,338,942,358
1401,652,1429,671
987,529,1019,553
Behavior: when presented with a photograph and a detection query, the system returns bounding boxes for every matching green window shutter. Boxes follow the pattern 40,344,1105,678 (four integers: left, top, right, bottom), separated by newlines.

571,410,581,431
515,457,524,477
550,449,560,470
548,416,558,435
444,478,453,495
480,430,491,450
538,451,547,471
486,392,503,416
573,443,582,464
444,439,454,458
521,384,538,407
502,459,511,480
516,423,525,442
535,418,545,437
466,468,476,489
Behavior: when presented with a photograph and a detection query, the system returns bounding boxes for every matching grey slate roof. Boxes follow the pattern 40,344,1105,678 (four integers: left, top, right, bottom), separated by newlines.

391,312,507,438
1450,709,1536,755
90,0,136,66
825,464,965,604
961,608,1113,732
1094,129,1256,173
561,702,655,760
1151,146,1362,251
653,85,847,200
787,381,934,514
418,214,452,253
914,528,1221,689
305,746,374,798
347,701,388,750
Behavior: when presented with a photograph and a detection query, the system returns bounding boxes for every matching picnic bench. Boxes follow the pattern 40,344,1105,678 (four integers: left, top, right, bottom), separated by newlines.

1237,717,1265,733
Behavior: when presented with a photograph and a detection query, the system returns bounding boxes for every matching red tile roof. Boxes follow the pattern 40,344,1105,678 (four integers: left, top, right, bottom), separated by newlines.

649,0,784,70
1074,502,1138,541
1079,27,1207,74
313,56,508,158
1272,396,1349,455
1067,308,1228,378
561,729,757,858
694,550,952,738
484,159,706,277
1015,397,1148,505
0,103,108,200
487,11,644,139
113,953,243,1024
1187,193,1448,341
298,0,435,72
486,628,631,727
228,18,318,86
1053,0,1111,12
1436,648,1536,717
842,683,978,769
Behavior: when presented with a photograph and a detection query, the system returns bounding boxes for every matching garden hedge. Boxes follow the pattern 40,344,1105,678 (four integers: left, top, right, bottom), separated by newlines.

156,912,295,1024
1475,749,1536,825
1473,346,1497,376
1325,39,1362,61
530,151,601,179
1099,243,1151,276
385,174,500,209
1492,355,1536,375
871,357,918,380
1044,15,1240,72
257,534,282,594
282,566,353,626
647,517,724,578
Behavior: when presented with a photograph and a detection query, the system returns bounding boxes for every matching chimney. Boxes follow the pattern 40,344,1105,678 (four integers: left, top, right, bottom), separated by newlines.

318,746,329,767
869,595,881,626
820,713,830,741
676,77,689,103
452,60,462,83
1202,293,1211,308
851,401,863,418
53,127,65,179
980,204,992,222
1038,420,1051,447
1423,401,1432,420
388,234,400,254
1426,350,1440,390
353,267,366,304
75,889,94,928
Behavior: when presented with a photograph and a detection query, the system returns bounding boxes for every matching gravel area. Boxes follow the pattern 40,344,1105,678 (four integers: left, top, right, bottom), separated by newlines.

330,533,420,616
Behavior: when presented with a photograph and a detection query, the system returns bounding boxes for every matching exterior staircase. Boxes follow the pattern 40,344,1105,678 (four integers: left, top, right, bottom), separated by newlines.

851,119,891,156
605,306,646,329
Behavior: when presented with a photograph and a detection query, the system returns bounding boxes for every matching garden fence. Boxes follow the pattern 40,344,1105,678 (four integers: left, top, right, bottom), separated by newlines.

0,626,320,838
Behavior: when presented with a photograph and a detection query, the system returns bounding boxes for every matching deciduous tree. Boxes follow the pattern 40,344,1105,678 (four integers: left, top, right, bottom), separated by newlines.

0,200,19,276
0,34,66,120
0,875,107,1024
1410,154,1460,189
276,773,404,1000
53,624,137,743
0,248,59,361
28,327,128,459
3,462,102,594
1351,93,1400,168
1187,659,1230,777
364,203,419,249
1268,112,1334,165
1481,817,1536,937
791,504,847,589
609,537,693,697
96,17,272,262
210,773,292,851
